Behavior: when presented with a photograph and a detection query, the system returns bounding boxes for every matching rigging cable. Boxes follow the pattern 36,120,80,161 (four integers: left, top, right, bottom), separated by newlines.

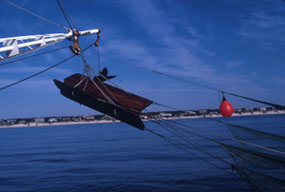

79,54,117,104
84,62,282,157
56,0,76,30
143,101,285,155
152,102,181,111
152,119,235,166
147,125,284,185
146,117,285,181
143,105,285,182
211,118,285,141
145,109,284,166
144,110,240,174
0,42,95,92
1,0,68,31
149,100,285,155
145,127,235,176
0,46,69,67
0,55,75,91
167,120,285,155
96,53,285,109
150,100,285,149
97,45,101,71
80,47,284,156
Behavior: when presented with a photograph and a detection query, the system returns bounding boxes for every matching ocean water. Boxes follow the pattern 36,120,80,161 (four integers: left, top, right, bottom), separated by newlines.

0,114,284,192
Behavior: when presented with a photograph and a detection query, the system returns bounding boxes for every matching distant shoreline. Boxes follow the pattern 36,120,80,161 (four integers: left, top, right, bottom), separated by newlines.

1,110,284,129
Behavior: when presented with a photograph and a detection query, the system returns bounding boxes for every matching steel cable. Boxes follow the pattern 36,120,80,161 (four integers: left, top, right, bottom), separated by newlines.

56,0,76,30
2,0,68,31
96,53,284,109
0,46,69,67
0,42,95,91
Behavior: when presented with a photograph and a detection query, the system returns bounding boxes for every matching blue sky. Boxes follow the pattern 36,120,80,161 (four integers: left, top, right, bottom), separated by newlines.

0,0,284,119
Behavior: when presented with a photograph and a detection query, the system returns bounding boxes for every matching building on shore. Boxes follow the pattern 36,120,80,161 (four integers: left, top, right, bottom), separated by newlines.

48,118,57,123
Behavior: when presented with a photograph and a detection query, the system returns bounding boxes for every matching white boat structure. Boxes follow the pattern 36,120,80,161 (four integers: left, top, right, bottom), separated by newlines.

0,28,100,61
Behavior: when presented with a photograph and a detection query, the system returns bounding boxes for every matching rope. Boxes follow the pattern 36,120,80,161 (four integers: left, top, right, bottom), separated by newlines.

0,42,95,91
97,46,101,71
145,102,285,157
156,120,235,167
144,109,239,173
93,74,119,103
163,119,224,146
0,46,69,67
86,70,116,105
145,126,235,176
87,66,136,99
74,53,155,112
147,116,285,181
80,60,145,106
74,75,88,89
208,118,285,140
78,57,144,115
76,57,154,116
88,51,285,160
153,102,181,111
87,66,119,103
2,0,68,31
0,55,75,91
56,0,76,30
224,92,284,109
97,53,284,109
146,114,285,181
75,64,89,89
168,120,285,155
80,54,116,105
143,110,239,166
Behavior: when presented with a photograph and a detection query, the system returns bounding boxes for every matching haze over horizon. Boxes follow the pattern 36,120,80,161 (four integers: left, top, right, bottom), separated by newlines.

1,0,285,119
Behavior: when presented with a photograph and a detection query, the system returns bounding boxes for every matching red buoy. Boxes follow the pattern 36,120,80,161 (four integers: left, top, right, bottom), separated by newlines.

219,96,234,117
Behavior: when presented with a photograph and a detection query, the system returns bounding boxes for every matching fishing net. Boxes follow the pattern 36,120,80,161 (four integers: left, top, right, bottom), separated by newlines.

235,165,285,192
225,122,285,153
219,123,285,192
147,118,285,191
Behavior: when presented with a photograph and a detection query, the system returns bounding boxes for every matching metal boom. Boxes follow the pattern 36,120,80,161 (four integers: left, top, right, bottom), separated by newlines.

0,29,100,61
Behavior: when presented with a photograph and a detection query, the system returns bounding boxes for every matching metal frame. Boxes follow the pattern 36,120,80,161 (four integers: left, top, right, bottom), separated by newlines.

0,29,100,61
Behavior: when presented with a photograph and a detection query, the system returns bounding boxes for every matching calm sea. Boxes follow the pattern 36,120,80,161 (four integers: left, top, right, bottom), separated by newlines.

0,114,284,192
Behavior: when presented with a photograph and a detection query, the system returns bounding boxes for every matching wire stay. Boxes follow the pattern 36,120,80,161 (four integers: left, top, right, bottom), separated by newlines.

56,0,76,30
0,42,95,91
1,0,68,31
0,46,69,67
96,53,284,109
